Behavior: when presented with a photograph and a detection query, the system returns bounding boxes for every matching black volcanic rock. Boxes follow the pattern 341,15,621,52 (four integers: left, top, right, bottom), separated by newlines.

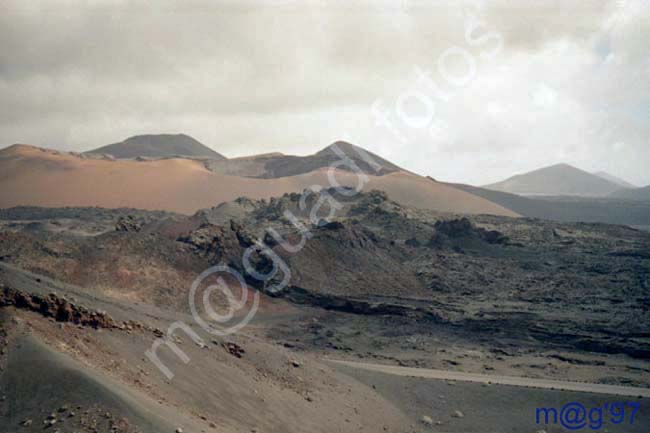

115,215,142,232
432,218,509,247
3,192,650,364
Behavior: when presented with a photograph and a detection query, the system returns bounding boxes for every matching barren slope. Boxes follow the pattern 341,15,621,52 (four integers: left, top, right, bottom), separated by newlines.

0,265,410,433
594,171,637,189
449,182,650,227
0,144,517,216
85,133,225,159
484,163,624,197
611,185,650,201
206,141,403,178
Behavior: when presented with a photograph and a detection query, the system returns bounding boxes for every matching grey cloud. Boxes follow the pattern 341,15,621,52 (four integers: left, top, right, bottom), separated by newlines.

0,0,648,185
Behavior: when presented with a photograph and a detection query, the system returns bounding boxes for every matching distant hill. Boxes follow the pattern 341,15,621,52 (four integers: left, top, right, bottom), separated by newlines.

206,141,403,179
484,163,624,197
86,134,225,159
450,182,650,227
610,185,650,201
593,171,637,189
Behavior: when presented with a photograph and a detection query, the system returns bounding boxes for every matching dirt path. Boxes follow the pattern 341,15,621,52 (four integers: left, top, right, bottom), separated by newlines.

328,359,650,397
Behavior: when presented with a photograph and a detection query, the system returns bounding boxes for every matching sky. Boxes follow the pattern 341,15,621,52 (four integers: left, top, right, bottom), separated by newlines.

1,0,649,186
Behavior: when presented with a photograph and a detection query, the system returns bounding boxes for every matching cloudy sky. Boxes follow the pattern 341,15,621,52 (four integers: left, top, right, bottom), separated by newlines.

1,0,649,185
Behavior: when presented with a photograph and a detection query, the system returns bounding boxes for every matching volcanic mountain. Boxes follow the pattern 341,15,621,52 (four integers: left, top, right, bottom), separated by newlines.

86,134,225,159
0,143,517,216
484,163,624,197
611,185,650,201
449,181,650,227
593,171,637,189
205,141,403,178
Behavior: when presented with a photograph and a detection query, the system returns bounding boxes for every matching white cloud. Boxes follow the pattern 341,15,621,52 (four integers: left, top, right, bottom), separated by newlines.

531,84,558,108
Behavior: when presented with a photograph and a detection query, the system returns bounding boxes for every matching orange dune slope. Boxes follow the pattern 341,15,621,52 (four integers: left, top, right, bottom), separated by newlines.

0,145,518,217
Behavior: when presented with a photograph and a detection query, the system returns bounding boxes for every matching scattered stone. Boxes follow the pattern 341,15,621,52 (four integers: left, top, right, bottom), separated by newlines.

432,218,509,245
421,415,433,425
115,215,142,232
290,360,301,368
451,410,464,418
223,342,245,358
20,419,32,427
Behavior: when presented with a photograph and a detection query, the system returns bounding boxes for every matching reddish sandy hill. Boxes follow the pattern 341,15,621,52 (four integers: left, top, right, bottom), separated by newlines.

0,144,517,216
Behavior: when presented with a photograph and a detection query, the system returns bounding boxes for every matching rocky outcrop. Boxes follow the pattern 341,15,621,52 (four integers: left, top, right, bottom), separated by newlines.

115,215,142,232
177,221,277,289
0,285,115,328
432,218,509,245
283,286,446,322
177,222,249,261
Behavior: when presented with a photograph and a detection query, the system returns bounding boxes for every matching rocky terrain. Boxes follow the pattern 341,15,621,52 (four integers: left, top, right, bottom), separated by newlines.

187,190,650,367
0,190,649,432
